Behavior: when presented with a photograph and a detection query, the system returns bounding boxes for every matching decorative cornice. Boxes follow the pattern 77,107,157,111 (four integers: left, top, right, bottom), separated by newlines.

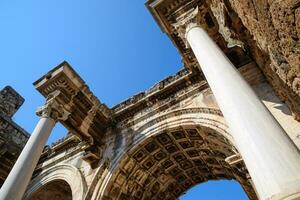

147,0,252,72
125,107,224,131
34,62,112,146
112,68,200,119
147,0,205,70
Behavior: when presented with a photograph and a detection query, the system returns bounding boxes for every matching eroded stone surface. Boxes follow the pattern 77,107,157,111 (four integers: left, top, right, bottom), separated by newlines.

2,62,297,200
227,0,300,120
0,86,24,118
104,127,255,200
147,0,300,121
1,0,300,199
0,86,29,187
27,180,72,200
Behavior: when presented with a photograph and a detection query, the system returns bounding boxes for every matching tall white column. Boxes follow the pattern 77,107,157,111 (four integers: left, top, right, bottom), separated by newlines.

0,117,56,200
185,24,300,200
0,92,68,200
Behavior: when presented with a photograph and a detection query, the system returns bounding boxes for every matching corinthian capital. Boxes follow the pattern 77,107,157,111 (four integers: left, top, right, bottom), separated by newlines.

36,90,70,121
172,7,200,45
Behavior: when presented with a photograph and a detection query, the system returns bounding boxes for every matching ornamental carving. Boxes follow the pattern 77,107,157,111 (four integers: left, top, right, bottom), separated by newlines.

172,7,200,46
36,90,70,121
2,1,300,199
103,127,256,200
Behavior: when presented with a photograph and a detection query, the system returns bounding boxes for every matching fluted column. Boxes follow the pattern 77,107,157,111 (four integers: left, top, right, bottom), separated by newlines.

0,91,69,200
173,8,300,200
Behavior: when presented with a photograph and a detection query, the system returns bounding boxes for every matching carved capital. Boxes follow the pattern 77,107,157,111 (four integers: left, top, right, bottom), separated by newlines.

36,90,70,121
172,7,200,46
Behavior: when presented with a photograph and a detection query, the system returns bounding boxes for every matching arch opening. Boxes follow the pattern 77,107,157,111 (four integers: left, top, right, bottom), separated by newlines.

24,164,87,200
27,179,72,200
104,126,257,200
180,180,249,200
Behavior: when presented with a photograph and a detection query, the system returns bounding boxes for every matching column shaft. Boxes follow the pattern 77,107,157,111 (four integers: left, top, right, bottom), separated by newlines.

186,25,300,200
0,117,55,200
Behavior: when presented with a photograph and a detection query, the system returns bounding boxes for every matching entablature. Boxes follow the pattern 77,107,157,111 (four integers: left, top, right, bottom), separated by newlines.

146,0,253,70
112,68,205,122
34,61,112,146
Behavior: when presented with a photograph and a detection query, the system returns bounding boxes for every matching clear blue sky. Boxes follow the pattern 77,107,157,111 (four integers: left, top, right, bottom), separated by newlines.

0,0,247,199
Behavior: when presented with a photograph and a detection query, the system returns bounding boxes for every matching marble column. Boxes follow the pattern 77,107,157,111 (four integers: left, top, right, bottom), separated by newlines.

0,92,69,200
184,23,300,200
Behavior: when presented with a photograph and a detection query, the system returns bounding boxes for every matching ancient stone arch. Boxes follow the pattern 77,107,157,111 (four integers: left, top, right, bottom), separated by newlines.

24,164,87,200
25,180,72,200
95,108,257,200
2,0,300,198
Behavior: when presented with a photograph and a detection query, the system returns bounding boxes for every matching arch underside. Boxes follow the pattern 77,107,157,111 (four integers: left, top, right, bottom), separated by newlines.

24,164,87,200
27,180,72,200
104,126,257,200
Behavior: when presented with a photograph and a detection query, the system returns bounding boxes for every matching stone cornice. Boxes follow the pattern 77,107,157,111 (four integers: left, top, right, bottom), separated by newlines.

146,0,204,70
146,0,251,71
112,68,190,113
34,61,112,146
113,62,260,125
37,134,81,166
112,68,204,122
119,81,210,128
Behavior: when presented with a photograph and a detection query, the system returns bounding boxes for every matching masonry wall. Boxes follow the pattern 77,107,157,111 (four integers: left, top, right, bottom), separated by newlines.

0,86,29,187
5,64,300,200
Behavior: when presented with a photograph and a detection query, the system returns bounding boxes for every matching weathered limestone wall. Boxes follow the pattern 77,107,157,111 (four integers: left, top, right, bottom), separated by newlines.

22,63,300,200
0,86,29,187
23,136,94,200
2,1,300,198
254,82,300,147
209,0,300,121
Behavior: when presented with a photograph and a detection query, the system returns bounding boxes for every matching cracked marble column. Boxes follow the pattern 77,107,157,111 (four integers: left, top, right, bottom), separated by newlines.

0,91,69,200
173,8,300,200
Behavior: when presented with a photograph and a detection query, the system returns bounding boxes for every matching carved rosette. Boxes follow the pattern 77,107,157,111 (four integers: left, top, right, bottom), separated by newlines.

36,90,70,122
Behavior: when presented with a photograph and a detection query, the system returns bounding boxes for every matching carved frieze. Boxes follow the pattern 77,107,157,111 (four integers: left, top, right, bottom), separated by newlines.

33,62,113,165
34,62,112,147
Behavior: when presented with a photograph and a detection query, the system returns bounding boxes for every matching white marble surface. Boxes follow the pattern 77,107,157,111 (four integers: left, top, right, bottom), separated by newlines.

0,117,56,200
186,25,300,200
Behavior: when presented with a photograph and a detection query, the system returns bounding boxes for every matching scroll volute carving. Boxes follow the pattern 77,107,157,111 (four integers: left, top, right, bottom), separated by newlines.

36,90,70,121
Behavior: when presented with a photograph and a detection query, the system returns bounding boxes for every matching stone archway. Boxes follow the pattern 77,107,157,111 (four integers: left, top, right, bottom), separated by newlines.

102,126,257,200
24,164,87,200
25,179,72,200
